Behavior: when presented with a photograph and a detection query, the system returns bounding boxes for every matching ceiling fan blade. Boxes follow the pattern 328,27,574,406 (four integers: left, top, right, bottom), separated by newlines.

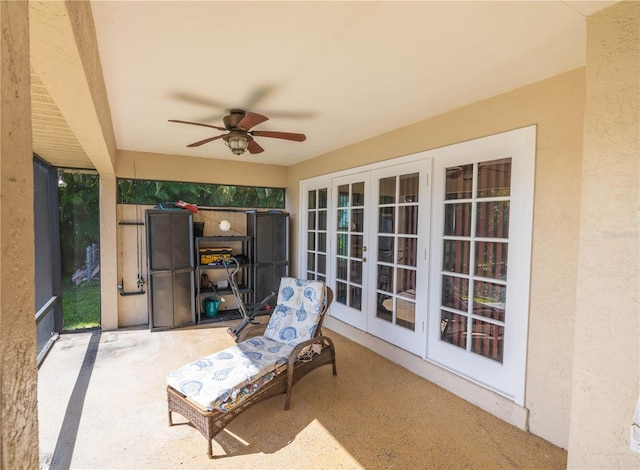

248,140,264,154
236,112,269,131
169,119,227,131
170,92,228,109
251,130,306,142
186,135,225,147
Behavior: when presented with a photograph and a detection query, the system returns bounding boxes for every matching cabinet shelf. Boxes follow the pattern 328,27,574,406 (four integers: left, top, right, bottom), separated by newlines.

195,235,252,323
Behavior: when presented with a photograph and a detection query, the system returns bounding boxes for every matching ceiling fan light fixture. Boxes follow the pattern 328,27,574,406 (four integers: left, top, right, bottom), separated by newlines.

224,132,251,155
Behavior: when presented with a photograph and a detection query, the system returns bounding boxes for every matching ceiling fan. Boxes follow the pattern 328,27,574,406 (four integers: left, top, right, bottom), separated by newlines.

168,109,306,156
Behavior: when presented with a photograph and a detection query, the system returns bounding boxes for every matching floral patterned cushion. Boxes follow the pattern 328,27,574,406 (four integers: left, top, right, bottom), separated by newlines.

167,336,294,411
264,278,326,346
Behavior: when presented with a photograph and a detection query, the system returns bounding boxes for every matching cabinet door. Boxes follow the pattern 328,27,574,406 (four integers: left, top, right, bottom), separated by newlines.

149,272,174,329
173,270,194,327
171,213,193,268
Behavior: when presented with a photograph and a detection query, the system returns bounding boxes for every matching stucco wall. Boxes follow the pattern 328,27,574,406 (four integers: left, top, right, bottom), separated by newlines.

0,1,39,467
116,149,288,188
287,68,586,448
568,1,640,468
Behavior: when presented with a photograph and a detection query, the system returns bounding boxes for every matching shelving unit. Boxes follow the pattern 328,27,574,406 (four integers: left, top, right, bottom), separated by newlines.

194,235,252,323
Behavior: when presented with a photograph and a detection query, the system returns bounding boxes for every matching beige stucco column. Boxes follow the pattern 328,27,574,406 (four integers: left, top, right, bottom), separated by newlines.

0,1,39,467
568,1,640,467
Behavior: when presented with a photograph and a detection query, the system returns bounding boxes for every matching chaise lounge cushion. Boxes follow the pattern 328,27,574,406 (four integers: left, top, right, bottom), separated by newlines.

167,336,294,411
263,278,326,347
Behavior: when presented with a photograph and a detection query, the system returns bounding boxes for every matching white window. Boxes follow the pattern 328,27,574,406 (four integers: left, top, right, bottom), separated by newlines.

427,126,536,404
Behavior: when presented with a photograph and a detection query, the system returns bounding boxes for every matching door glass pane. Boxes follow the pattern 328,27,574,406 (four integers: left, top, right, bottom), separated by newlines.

351,208,364,232
337,234,348,256
378,207,394,233
445,164,473,200
337,209,349,231
336,258,348,280
308,190,316,209
318,188,328,208
352,235,363,258
478,158,511,198
318,210,327,230
396,298,415,331
377,265,394,293
336,281,347,305
474,241,508,280
317,254,326,275
307,232,315,250
442,275,468,312
350,260,362,284
352,182,365,206
378,236,394,263
318,232,326,251
379,177,395,204
338,184,350,207
349,286,362,310
473,281,506,321
443,240,470,274
307,252,315,271
476,201,509,238
444,203,471,237
440,311,467,349
399,173,419,203
398,206,418,234
396,268,415,296
377,293,393,322
308,210,316,230
397,237,417,267
471,319,504,363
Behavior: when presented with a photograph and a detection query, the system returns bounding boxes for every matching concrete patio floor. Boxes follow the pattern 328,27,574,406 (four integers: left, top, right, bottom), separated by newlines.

38,323,567,469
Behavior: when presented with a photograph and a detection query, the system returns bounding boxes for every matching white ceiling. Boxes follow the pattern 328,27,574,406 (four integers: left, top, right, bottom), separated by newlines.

90,0,615,166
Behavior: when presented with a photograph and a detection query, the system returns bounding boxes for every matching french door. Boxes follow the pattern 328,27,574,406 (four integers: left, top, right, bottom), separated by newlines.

329,173,369,331
366,161,429,355
300,126,535,403
324,162,430,353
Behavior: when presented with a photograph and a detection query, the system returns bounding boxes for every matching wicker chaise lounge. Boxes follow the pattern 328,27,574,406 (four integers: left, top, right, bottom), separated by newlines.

167,278,336,458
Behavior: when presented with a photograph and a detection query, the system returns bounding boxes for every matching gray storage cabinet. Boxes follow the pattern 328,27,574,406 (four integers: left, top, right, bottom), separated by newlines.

146,209,195,330
247,211,289,307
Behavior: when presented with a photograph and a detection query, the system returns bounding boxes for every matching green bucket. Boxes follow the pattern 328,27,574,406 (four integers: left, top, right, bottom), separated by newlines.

203,297,221,318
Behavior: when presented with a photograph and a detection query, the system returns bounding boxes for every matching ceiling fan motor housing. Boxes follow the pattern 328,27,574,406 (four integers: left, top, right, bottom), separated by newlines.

223,109,246,130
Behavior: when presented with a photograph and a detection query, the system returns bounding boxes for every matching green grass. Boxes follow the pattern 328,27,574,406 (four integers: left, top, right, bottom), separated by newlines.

62,280,101,331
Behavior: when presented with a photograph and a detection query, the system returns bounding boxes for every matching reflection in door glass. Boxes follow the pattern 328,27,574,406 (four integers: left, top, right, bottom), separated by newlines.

378,236,394,263
350,260,362,284
440,158,512,363
336,258,348,280
337,209,349,231
399,173,419,202
338,184,350,207
397,237,417,267
379,177,395,204
337,234,348,256
378,207,394,233
352,182,365,206
396,297,415,330
352,235,363,258
349,286,362,310
351,208,364,232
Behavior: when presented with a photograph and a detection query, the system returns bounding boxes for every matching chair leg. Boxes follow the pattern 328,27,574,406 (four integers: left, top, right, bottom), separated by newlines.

207,439,213,459
168,410,173,426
